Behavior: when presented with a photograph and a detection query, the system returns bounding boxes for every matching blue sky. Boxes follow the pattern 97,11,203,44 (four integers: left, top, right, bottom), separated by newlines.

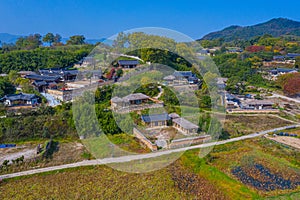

1,0,300,40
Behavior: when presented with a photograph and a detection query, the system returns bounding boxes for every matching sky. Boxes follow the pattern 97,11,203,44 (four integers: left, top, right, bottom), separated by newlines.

1,0,300,40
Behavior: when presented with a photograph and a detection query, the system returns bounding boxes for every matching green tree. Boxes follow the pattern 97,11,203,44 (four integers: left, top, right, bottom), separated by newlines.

43,33,55,46
66,35,85,45
15,78,35,93
116,69,123,77
0,78,16,97
16,34,42,50
8,70,19,85
54,34,62,45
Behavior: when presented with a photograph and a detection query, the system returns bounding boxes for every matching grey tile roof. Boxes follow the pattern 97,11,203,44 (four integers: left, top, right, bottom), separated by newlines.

111,93,150,103
163,75,176,81
169,113,180,119
111,96,123,103
33,80,48,86
245,100,274,106
141,113,170,123
25,74,61,82
270,68,298,74
286,53,300,59
123,93,150,101
39,69,78,76
173,71,194,78
1,93,38,101
118,60,139,65
173,117,199,130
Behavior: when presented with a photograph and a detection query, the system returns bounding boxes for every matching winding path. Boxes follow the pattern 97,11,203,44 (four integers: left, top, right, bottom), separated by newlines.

1,124,299,180
269,93,300,104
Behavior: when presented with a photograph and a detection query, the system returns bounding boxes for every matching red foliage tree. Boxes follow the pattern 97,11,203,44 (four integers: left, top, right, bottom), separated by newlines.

245,45,265,53
106,68,116,80
283,74,300,96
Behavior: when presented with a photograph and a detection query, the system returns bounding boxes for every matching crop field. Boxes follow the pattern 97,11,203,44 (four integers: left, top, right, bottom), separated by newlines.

173,106,294,138
1,137,299,199
223,115,294,137
0,152,258,200
205,137,300,198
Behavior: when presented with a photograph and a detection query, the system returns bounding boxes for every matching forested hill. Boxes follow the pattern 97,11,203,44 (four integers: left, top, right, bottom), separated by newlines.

200,18,300,42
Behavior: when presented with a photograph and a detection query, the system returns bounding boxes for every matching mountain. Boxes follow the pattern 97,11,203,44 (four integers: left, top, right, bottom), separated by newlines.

0,33,22,44
201,18,300,41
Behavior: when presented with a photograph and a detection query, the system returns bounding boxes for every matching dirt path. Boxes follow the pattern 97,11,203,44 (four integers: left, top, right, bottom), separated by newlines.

270,93,300,104
153,86,164,99
0,148,36,164
265,136,300,150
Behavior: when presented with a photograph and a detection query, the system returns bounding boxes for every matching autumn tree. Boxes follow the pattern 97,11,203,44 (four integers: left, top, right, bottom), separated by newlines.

283,74,300,96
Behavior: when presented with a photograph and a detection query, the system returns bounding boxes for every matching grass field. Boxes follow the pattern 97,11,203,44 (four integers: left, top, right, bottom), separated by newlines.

1,138,299,199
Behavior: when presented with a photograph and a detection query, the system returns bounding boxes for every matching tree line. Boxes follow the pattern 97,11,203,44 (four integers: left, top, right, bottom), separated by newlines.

1,33,87,52
0,45,93,73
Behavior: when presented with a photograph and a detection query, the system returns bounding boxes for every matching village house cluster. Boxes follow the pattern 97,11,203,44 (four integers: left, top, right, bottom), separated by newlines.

111,91,211,150
140,112,199,135
262,53,300,80
225,93,277,112
111,93,164,113
0,56,130,108
163,71,200,86
0,57,145,109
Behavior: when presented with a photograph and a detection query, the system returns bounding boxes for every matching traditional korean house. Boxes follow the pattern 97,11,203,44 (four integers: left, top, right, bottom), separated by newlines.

32,80,48,92
241,100,275,110
172,117,199,135
1,93,40,107
141,113,171,127
39,69,78,81
164,71,199,85
118,60,139,68
25,74,62,83
111,93,150,110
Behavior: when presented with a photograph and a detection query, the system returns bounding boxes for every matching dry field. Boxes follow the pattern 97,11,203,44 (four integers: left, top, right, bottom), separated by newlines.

1,138,299,199
266,136,300,150
223,115,294,137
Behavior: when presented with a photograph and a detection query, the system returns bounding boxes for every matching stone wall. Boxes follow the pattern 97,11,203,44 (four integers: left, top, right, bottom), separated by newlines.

47,89,72,102
133,128,158,151
169,135,211,149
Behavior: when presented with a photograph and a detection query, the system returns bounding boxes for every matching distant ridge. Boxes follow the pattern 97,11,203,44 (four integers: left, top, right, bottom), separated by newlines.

0,33,21,44
201,18,300,41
